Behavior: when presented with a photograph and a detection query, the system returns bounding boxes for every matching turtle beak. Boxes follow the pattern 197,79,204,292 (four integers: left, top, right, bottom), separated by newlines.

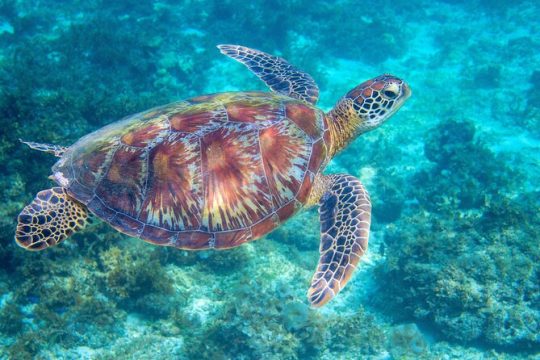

381,80,411,121
401,82,412,99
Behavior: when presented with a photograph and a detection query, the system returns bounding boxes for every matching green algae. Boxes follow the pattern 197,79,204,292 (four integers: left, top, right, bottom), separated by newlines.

374,118,540,350
0,301,24,335
99,246,173,300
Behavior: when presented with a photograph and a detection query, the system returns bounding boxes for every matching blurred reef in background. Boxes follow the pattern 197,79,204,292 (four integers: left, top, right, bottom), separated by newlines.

0,0,539,358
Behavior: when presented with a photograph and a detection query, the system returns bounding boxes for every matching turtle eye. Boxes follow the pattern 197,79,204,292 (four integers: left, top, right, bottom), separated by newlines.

383,90,398,99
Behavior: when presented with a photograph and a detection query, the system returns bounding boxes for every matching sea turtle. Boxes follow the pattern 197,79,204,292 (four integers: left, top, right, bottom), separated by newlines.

16,45,411,307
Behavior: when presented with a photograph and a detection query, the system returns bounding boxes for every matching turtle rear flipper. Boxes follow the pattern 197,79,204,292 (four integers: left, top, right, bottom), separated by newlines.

16,187,88,251
308,174,371,307
218,44,319,104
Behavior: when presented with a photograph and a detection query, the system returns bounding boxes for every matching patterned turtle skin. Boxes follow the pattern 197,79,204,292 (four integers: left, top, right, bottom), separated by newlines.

52,92,328,249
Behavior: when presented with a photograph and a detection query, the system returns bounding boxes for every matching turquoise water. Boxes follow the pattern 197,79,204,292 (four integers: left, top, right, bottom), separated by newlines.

1,0,539,358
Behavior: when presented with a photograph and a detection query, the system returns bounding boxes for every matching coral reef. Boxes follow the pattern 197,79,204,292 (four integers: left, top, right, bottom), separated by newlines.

99,246,173,300
388,323,429,358
181,276,387,360
1,0,539,358
374,119,540,350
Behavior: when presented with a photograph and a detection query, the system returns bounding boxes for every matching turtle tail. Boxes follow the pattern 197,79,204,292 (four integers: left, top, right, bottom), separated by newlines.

20,139,67,158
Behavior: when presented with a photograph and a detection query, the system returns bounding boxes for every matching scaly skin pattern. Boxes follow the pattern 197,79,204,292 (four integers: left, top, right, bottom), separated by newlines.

52,92,330,249
308,174,371,307
15,187,88,250
217,44,319,104
326,74,410,157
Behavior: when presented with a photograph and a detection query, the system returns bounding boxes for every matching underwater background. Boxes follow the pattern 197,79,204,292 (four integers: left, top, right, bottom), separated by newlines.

0,0,539,358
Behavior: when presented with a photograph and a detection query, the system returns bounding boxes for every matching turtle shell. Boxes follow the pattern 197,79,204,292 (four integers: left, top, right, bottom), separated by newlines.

52,92,330,249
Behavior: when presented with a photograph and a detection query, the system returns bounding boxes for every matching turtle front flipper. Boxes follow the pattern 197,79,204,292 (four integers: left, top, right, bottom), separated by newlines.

16,187,88,251
217,44,319,104
308,174,371,307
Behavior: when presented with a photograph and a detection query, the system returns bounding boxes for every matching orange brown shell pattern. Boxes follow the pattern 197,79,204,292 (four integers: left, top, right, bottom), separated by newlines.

52,92,330,249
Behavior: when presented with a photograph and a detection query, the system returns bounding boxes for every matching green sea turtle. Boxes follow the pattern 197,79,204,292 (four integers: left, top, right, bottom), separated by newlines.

16,45,411,307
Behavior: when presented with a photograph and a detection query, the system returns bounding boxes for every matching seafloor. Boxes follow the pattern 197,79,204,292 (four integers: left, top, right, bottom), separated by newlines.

0,0,539,359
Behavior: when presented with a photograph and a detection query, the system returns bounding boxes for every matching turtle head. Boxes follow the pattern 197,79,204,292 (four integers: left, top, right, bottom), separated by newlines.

327,74,411,156
345,74,411,131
